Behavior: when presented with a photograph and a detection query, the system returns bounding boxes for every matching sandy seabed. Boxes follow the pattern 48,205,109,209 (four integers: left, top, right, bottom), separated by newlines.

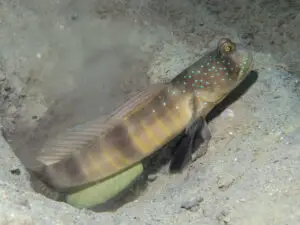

0,0,299,224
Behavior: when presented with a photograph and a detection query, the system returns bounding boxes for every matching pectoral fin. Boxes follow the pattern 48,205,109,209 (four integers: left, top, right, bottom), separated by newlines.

169,117,211,172
191,118,211,162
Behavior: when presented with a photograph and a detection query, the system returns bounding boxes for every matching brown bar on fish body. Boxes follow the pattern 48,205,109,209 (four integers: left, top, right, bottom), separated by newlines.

34,38,253,195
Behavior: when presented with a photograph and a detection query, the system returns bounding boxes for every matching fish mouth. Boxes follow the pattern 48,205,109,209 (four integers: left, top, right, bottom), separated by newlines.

237,52,254,81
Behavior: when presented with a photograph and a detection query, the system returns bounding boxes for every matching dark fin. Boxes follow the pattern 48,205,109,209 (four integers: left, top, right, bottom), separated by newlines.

169,135,192,172
169,117,211,172
191,119,211,162
169,117,205,172
36,84,166,166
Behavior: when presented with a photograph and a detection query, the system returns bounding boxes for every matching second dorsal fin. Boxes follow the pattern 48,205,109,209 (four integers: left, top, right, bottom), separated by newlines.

36,84,167,166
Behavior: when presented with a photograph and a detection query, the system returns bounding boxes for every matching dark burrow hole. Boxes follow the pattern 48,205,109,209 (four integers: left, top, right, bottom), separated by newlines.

2,71,258,213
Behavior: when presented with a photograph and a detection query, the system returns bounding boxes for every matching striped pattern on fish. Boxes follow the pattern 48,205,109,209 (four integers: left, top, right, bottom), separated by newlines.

38,86,194,190
35,38,253,192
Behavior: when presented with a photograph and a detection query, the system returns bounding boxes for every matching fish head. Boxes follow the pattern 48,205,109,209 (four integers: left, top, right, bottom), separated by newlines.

174,37,253,104
202,37,253,103
217,37,253,81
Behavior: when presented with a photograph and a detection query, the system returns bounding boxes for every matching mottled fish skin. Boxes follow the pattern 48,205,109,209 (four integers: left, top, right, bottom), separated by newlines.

171,37,253,117
36,38,253,191
39,87,194,190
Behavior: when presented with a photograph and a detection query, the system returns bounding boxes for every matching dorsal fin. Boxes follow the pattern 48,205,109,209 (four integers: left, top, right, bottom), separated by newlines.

36,84,166,166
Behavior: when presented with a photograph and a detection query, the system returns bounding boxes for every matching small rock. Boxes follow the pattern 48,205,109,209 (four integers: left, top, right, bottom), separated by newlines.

4,86,12,92
282,127,300,145
19,93,26,98
147,174,157,182
217,210,231,225
217,174,235,191
223,216,231,224
221,108,234,120
7,105,17,115
71,13,79,21
18,199,31,209
10,168,21,175
32,115,38,120
181,196,203,211
0,73,6,81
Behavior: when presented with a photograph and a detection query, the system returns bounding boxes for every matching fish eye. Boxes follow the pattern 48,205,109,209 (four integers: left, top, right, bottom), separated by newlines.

221,42,236,54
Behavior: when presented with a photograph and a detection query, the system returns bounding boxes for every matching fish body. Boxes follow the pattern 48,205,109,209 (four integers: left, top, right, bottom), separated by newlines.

33,38,253,207
37,85,195,190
